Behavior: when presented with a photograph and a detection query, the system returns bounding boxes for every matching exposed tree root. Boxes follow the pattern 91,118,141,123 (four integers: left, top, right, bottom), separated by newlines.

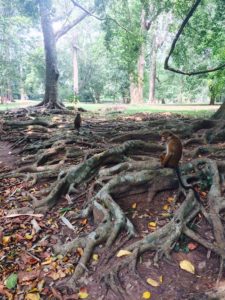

2,111,225,297
32,140,164,211
53,168,177,289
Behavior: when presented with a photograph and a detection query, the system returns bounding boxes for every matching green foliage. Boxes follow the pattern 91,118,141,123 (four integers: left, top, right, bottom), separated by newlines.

0,1,37,99
0,0,224,105
15,0,39,19
170,0,225,78
98,0,145,75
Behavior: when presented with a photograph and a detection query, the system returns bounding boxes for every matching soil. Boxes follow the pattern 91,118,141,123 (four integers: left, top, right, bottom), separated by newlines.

0,111,224,300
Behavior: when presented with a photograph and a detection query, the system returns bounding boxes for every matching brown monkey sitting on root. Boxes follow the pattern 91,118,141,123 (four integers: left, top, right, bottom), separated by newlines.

74,113,81,134
160,130,202,205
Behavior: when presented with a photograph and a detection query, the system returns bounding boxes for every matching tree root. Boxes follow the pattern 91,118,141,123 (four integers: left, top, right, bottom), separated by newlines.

32,140,164,211
98,158,225,296
52,167,178,290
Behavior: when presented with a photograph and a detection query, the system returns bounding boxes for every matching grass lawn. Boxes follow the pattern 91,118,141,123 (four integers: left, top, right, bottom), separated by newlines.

0,100,220,117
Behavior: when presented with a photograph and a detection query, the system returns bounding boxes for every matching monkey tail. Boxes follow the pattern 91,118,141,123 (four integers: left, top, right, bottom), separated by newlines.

175,166,187,190
175,166,202,203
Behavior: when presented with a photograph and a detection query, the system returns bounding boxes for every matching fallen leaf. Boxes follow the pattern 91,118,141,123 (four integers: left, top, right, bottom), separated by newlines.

161,212,170,217
2,236,11,245
132,203,137,209
48,270,66,280
146,277,159,287
37,280,45,292
116,249,132,257
60,216,75,230
80,219,88,225
5,273,18,289
180,260,195,274
148,222,156,228
0,284,13,299
25,293,40,300
142,291,151,299
77,248,84,256
25,233,34,240
41,257,52,265
78,290,89,299
188,242,198,251
159,275,163,283
162,204,169,211
18,270,41,283
92,254,99,261
167,197,174,203
200,191,207,197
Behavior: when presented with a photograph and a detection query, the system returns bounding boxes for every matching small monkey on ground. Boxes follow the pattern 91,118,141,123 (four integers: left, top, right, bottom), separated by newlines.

160,130,202,204
74,113,81,134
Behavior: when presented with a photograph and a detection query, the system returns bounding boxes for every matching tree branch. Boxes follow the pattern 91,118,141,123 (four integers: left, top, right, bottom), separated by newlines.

70,0,133,34
164,0,225,76
54,11,89,42
52,9,73,23
70,0,103,21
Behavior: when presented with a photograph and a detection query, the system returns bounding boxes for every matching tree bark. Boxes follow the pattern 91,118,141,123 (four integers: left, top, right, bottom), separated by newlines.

72,33,79,96
37,0,61,109
209,85,216,105
209,96,215,105
130,10,145,105
149,34,157,103
212,102,225,119
20,65,28,101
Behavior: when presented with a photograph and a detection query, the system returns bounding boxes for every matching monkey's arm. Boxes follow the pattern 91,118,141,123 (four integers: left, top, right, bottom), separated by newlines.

162,153,172,167
160,153,165,165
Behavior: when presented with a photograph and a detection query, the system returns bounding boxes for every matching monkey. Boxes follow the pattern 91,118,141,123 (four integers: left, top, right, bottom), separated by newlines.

160,130,202,205
74,113,81,134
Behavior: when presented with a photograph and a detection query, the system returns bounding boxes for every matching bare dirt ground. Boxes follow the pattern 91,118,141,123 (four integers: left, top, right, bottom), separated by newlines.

0,109,225,299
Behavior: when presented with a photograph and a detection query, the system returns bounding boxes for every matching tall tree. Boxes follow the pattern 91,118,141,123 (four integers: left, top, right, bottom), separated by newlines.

15,0,91,108
37,0,60,108
36,0,90,108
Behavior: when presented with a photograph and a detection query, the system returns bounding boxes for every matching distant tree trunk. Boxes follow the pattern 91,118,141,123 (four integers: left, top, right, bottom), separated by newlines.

72,33,79,97
209,96,215,105
20,65,28,101
148,13,172,104
130,45,145,104
7,82,13,102
137,44,145,102
209,85,216,105
94,92,100,103
149,34,157,103
130,10,145,105
130,76,142,105
37,0,62,109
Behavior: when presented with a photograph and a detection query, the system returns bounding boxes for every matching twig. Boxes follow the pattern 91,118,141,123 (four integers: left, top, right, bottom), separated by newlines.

1,213,43,219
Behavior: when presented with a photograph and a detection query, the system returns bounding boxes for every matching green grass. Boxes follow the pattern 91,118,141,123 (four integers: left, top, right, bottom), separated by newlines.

0,100,218,118
77,103,218,118
0,100,37,111
124,108,214,118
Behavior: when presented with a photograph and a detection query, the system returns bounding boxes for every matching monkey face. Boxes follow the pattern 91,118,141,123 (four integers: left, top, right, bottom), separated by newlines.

161,131,173,142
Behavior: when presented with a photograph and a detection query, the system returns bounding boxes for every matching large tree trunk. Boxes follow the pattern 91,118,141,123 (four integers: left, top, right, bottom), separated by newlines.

212,102,225,119
37,0,62,109
148,34,157,103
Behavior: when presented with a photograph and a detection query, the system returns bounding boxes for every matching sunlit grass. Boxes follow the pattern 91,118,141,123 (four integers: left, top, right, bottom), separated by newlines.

0,100,219,118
